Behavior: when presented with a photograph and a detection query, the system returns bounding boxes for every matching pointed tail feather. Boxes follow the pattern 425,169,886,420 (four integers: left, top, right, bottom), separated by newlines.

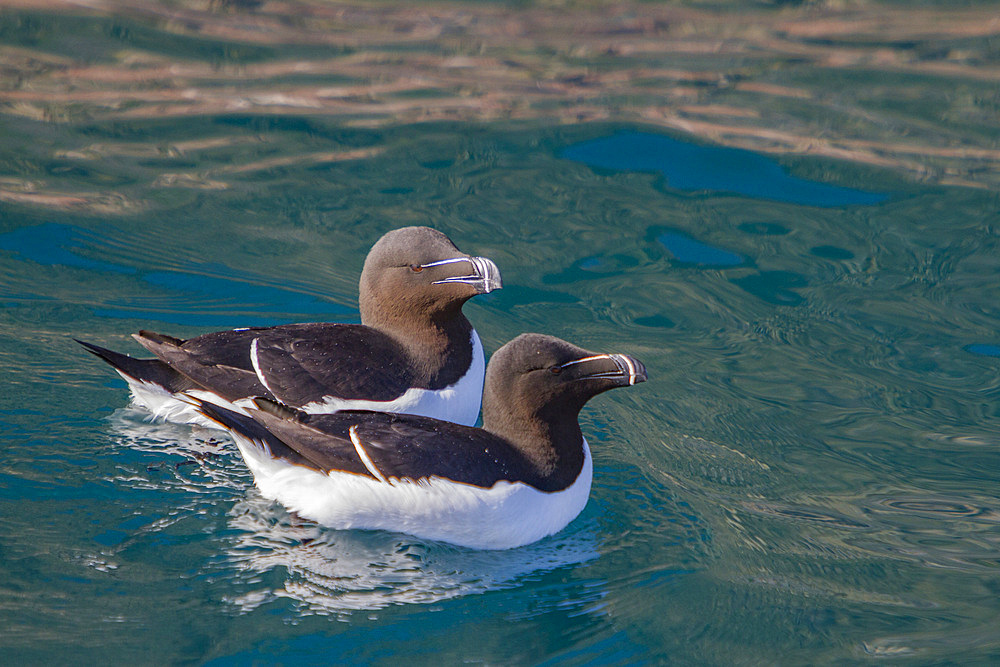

76,338,197,393
196,399,265,437
195,399,317,468
132,329,186,353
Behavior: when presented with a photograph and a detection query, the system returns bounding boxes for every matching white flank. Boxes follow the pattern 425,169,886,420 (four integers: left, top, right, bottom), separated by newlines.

118,371,253,429
229,430,594,551
299,330,486,426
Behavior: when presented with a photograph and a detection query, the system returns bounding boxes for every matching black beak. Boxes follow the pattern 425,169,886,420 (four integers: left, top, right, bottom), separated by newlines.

558,353,647,386
423,256,503,294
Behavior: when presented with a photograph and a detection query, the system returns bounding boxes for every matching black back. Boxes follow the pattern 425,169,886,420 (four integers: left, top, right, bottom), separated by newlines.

250,324,416,404
205,402,545,490
134,323,423,406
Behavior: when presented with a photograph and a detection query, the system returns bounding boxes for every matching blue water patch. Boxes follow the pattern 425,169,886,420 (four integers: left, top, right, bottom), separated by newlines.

810,245,855,260
543,254,640,284
143,268,351,316
92,308,298,328
0,409,45,417
731,271,807,306
658,232,744,266
966,344,1000,357
0,471,63,500
634,314,675,328
0,222,135,274
561,131,888,207
93,529,128,547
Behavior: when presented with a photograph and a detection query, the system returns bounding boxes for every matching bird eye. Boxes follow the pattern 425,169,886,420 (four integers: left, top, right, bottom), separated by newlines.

410,264,424,273
549,365,562,375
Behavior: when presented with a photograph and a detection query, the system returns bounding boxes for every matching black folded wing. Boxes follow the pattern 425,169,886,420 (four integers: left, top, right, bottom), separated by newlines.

249,324,415,407
133,328,271,402
243,405,535,490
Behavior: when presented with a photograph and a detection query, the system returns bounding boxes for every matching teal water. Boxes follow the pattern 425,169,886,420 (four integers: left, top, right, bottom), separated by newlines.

561,131,889,207
3,4,1000,665
4,117,999,664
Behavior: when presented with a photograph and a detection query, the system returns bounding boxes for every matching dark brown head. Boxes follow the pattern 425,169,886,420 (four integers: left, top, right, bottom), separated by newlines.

358,227,502,328
482,333,647,444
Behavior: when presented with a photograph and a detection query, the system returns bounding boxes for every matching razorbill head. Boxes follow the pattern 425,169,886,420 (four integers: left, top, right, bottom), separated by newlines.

198,333,647,550
78,226,501,428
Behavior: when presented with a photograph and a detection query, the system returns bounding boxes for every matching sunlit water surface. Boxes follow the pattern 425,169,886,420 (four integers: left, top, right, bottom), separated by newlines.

2,6,1000,665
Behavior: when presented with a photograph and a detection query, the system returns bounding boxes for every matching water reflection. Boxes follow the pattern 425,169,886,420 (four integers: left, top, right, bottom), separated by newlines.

0,221,350,327
731,270,808,306
0,222,135,274
105,408,247,494
657,230,744,267
561,132,889,206
966,344,1000,358
220,496,599,614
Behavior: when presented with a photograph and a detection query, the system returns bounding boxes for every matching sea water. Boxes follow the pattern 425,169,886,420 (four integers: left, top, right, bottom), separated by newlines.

2,5,999,665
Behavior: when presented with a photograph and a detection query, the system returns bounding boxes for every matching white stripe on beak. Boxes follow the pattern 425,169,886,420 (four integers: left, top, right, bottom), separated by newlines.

559,354,644,384
425,256,502,293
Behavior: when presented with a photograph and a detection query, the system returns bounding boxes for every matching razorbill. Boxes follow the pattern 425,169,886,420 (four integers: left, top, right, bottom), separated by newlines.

78,227,502,428
197,333,647,550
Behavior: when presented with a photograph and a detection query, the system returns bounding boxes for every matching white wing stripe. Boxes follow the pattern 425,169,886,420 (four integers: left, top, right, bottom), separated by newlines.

349,425,389,484
249,338,278,398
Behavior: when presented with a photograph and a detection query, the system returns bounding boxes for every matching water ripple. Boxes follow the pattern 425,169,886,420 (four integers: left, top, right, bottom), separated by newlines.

866,494,1000,523
213,496,600,615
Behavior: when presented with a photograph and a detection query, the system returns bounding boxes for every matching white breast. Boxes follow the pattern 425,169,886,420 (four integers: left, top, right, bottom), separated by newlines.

232,431,593,551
